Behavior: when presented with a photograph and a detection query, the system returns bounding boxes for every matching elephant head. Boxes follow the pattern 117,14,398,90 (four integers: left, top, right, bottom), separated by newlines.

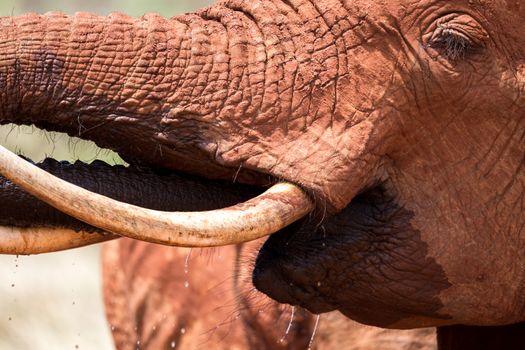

0,0,524,336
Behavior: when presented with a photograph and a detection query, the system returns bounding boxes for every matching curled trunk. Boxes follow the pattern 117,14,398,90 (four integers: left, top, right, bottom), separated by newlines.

0,158,265,253
0,145,313,247
0,158,263,232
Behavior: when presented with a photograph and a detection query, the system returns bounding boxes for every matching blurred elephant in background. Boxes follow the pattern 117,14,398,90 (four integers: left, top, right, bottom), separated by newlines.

102,239,437,350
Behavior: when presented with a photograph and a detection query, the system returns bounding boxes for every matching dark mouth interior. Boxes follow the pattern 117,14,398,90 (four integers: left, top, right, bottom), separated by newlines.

0,124,265,234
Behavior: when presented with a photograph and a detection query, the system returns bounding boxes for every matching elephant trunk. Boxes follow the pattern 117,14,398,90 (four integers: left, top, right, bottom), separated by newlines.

0,1,366,210
0,10,254,173
0,6,318,248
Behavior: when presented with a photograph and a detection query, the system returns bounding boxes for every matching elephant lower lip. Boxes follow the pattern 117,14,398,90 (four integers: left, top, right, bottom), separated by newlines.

252,186,397,315
253,257,336,314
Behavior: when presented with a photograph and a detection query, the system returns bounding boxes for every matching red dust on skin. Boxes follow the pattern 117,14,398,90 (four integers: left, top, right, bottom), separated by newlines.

0,0,523,347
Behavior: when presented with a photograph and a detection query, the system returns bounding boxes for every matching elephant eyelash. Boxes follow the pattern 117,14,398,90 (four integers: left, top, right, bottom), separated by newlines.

429,29,480,60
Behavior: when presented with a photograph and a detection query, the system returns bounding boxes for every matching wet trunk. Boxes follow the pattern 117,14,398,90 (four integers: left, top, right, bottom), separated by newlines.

0,158,262,232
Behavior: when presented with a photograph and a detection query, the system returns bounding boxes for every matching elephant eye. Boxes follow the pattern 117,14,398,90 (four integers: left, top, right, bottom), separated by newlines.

430,30,482,60
426,14,487,61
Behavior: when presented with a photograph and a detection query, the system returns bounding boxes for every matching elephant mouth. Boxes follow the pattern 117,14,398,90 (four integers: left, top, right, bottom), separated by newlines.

0,127,314,254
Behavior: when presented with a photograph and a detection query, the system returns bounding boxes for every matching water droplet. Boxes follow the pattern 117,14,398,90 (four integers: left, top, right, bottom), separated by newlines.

170,341,176,348
316,281,321,287
184,249,192,274
308,315,321,350
184,281,189,288
136,340,141,345
180,328,186,334
111,326,115,331
278,306,295,344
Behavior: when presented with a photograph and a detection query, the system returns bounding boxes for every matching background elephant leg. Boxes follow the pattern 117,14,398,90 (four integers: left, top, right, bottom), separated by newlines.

102,239,250,350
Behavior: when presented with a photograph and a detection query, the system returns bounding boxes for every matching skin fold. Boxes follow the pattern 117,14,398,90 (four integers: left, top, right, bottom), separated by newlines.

0,0,524,348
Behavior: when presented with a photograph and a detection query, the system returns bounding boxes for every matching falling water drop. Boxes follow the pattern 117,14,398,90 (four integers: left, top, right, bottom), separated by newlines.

307,315,321,350
184,249,192,288
184,249,192,274
170,341,176,348
184,248,192,288
180,327,186,334
278,306,295,343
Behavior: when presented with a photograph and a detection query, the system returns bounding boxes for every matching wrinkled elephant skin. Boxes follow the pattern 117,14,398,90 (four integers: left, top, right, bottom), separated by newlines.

0,0,523,347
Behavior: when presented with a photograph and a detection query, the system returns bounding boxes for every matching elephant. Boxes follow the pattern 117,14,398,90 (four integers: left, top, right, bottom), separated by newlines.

0,0,523,348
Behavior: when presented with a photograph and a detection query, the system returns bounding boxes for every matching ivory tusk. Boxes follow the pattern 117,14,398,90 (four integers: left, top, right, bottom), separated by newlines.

0,145,314,247
0,226,118,255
